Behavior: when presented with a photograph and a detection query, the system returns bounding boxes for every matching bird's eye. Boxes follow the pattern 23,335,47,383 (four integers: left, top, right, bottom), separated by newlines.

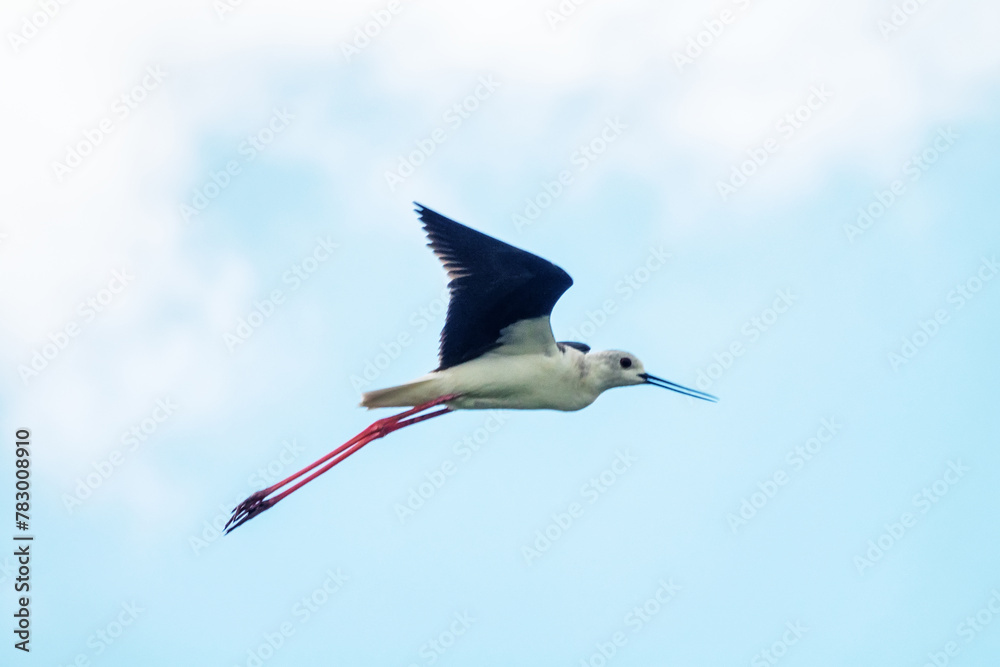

619,357,632,369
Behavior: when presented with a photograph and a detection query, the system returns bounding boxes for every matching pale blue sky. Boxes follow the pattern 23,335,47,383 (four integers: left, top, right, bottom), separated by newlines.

3,1,1000,665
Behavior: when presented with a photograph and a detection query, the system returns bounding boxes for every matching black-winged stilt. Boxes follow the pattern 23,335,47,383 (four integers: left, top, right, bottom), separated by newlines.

224,204,717,533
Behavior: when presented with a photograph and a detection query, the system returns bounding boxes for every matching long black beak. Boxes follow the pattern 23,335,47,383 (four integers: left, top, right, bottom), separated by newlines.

639,373,718,403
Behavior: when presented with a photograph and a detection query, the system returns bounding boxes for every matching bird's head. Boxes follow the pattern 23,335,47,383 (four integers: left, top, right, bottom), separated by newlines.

589,350,718,402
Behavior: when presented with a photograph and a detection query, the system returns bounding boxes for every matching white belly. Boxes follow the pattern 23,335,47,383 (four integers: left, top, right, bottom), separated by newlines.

433,352,598,411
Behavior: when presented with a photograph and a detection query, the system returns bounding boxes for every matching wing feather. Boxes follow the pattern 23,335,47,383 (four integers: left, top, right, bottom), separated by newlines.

416,204,573,370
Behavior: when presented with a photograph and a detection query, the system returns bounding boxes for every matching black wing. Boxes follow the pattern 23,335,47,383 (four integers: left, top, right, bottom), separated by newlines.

416,203,574,370
557,341,591,354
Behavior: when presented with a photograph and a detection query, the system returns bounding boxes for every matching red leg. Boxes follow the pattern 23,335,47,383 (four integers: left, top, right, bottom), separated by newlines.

224,395,458,534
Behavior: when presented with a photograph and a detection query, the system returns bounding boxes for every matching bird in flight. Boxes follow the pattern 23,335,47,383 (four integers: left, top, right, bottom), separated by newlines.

225,204,717,533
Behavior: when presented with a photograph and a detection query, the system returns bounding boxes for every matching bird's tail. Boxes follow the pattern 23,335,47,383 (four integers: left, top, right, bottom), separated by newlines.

360,378,442,409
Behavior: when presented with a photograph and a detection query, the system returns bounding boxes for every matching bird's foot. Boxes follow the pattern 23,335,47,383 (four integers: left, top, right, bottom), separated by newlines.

224,490,276,534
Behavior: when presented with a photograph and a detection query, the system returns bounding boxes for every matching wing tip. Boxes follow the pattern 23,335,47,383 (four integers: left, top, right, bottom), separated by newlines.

413,202,447,238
